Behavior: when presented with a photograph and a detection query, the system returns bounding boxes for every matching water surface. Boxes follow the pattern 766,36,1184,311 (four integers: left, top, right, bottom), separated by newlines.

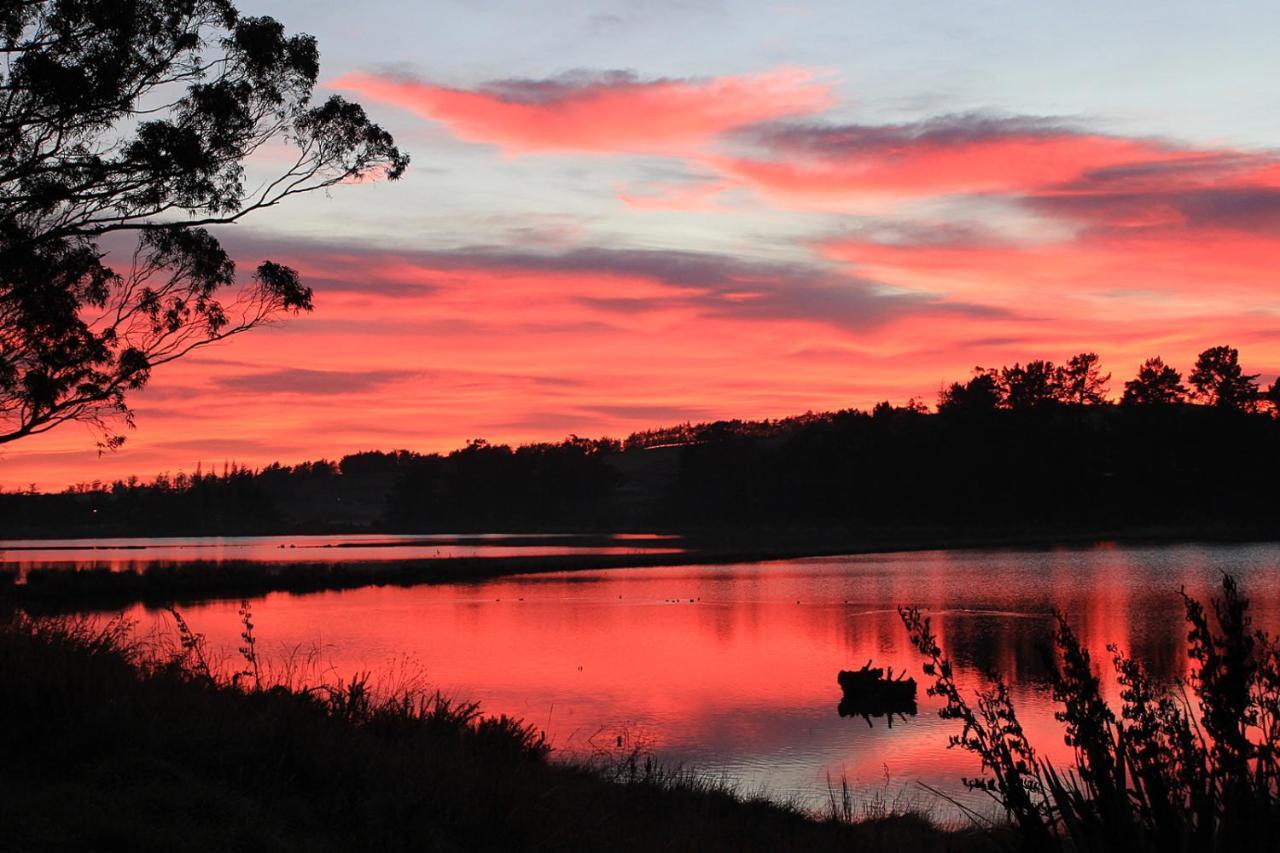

114,543,1280,816
1,532,680,577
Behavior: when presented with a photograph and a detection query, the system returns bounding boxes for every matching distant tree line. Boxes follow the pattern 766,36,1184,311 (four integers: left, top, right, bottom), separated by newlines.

3,345,1280,538
0,440,623,536
939,346,1277,414
622,412,834,450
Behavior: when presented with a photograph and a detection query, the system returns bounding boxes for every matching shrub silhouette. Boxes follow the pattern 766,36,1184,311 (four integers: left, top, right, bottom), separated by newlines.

901,575,1280,851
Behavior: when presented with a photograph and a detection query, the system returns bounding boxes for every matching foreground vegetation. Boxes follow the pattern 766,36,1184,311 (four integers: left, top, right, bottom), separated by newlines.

902,575,1280,852
0,611,983,853
8,576,1280,850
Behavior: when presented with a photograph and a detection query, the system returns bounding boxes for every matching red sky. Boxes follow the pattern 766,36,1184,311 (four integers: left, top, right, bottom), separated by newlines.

6,53,1280,490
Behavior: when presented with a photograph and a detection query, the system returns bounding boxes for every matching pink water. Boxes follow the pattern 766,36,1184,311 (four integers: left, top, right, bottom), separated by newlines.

108,542,1280,817
0,533,681,576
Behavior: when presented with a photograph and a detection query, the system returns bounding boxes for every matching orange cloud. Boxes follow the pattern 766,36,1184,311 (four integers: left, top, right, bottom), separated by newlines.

331,68,832,155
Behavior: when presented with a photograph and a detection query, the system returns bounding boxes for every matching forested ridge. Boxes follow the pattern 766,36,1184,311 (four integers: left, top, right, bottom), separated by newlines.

5,347,1279,540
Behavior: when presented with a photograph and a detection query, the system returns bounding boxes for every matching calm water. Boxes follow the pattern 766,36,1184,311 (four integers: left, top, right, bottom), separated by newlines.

0,533,680,577
111,543,1280,816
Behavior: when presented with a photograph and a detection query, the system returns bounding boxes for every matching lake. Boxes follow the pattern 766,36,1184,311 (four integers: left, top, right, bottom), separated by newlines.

0,532,681,578
85,541,1280,817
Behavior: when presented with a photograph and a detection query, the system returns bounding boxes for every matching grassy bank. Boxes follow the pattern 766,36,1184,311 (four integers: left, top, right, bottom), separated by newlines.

6,521,1280,612
0,614,990,852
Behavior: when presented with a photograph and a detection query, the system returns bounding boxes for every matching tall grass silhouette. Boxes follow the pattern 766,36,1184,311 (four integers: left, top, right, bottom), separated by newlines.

901,574,1280,851
1,606,986,851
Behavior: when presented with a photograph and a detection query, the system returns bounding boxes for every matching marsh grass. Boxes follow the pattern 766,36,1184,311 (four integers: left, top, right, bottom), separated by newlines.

825,771,950,828
0,607,986,852
901,574,1280,852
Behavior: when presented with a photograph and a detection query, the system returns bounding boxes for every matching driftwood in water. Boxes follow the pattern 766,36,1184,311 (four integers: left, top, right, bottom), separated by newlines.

836,660,917,727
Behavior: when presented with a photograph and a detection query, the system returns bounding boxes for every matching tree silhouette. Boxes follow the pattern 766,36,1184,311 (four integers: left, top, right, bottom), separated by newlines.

1001,360,1060,411
1188,346,1258,411
1267,378,1280,417
1121,357,1187,407
9,347,1280,538
1058,352,1110,405
0,1,407,447
937,367,1002,414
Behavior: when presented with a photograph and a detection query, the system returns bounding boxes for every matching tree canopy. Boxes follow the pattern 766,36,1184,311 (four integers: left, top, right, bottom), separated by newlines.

5,341,1280,536
1122,357,1187,407
1059,352,1110,405
937,368,1002,415
1001,359,1061,411
1188,345,1259,411
0,0,407,447
935,347,1270,414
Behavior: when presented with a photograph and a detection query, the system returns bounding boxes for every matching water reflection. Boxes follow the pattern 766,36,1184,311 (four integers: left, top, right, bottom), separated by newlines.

112,542,1280,816
836,662,917,727
0,532,682,578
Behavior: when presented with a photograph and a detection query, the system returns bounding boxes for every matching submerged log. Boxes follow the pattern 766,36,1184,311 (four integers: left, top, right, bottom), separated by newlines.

836,660,917,727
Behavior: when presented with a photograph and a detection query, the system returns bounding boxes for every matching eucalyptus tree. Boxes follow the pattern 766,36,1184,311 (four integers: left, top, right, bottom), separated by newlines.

0,0,408,447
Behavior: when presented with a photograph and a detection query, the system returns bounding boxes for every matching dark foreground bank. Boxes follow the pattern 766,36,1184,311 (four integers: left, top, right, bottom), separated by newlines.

0,614,990,853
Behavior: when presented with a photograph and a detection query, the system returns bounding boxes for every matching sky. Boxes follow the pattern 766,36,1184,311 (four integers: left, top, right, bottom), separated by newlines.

7,0,1280,489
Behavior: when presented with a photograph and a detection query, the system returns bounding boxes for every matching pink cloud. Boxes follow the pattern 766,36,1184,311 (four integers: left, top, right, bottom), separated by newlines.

10,225,1280,492
831,229,1280,292
717,116,1187,201
10,105,1280,491
0,240,996,489
331,68,832,155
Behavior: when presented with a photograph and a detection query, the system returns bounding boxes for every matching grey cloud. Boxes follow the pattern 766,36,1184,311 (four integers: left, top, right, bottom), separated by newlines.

737,112,1083,158
412,244,1010,329
478,69,646,104
217,233,1009,331
217,368,420,396
1031,187,1280,235
300,270,440,297
587,13,627,34
836,219,1008,249
374,63,733,107
1072,153,1262,187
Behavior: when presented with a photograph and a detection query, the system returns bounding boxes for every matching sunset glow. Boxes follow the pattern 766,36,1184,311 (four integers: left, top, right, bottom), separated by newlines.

6,1,1280,489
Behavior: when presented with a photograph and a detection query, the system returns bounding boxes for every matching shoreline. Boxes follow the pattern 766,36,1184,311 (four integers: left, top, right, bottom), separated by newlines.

2,614,993,852
5,523,1279,612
